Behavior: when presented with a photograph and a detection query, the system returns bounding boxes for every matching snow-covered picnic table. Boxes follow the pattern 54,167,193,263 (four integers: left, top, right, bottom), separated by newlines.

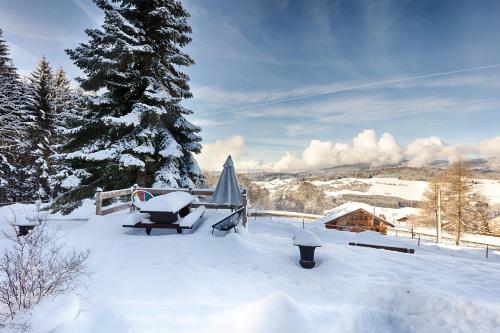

140,191,194,213
123,192,206,235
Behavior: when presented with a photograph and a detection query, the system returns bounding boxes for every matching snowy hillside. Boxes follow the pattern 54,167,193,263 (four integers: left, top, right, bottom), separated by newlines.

258,176,500,205
1,204,500,332
314,177,428,201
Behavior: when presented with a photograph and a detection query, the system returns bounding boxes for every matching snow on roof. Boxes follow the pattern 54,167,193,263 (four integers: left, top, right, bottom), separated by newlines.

140,191,194,213
293,228,322,247
314,202,394,226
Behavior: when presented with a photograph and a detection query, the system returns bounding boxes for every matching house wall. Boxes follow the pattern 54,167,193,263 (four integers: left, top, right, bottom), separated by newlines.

325,209,388,234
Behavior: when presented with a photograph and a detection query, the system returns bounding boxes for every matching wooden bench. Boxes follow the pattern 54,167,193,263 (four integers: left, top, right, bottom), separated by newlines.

123,206,206,235
348,242,415,254
211,208,245,234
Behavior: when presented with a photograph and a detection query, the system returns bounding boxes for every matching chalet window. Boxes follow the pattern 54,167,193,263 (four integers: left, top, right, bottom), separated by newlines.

364,215,368,220
373,219,380,226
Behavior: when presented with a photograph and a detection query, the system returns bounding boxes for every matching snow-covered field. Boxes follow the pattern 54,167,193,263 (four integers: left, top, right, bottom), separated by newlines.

1,204,500,332
260,176,500,204
318,178,428,201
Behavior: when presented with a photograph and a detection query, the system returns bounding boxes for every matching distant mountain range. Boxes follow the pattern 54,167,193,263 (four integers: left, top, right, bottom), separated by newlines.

248,161,500,183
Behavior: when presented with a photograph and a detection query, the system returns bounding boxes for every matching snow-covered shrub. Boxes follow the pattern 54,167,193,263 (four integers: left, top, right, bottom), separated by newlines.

0,217,89,326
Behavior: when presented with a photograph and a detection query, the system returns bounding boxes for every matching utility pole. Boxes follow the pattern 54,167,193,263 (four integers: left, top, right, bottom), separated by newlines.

437,189,442,244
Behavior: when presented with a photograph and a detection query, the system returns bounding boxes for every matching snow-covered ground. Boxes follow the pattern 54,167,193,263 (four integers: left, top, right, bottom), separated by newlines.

1,204,500,332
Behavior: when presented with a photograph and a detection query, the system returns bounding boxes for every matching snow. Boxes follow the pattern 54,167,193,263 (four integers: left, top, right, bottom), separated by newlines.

318,177,428,201
292,228,322,247
265,177,500,206
60,174,81,189
103,108,141,126
1,205,500,332
477,179,500,204
179,205,206,228
27,294,80,333
158,139,183,158
317,202,374,223
119,153,145,169
140,191,194,212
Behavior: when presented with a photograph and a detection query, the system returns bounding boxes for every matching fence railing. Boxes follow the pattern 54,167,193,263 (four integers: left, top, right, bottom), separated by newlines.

388,227,500,258
94,185,248,226
249,210,322,221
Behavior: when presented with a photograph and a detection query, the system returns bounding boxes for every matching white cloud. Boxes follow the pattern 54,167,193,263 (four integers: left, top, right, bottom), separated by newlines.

477,136,500,156
477,136,500,167
196,131,500,172
270,130,403,171
189,118,222,127
72,0,102,25
196,136,264,171
196,136,245,171
404,137,472,167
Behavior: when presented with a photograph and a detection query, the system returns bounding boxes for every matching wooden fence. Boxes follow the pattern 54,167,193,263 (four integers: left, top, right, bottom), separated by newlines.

249,210,322,221
388,227,500,258
95,185,249,226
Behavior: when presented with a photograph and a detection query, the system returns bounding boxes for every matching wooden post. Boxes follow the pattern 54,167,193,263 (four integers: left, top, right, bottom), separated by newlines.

418,234,421,247
411,226,414,239
130,184,138,212
486,245,489,259
437,189,442,244
242,189,248,227
95,188,103,216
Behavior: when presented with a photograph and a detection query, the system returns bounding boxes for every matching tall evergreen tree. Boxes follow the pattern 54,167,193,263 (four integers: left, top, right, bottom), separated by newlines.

0,29,33,201
54,0,202,213
51,67,89,198
24,56,55,200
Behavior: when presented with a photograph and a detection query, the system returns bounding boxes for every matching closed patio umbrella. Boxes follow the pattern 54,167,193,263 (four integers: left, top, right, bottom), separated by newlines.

211,156,243,207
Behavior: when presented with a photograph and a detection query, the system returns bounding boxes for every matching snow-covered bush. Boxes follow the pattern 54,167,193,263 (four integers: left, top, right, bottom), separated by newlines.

0,218,89,327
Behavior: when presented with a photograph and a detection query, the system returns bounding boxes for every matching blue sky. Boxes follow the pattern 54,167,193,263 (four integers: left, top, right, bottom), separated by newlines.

1,0,500,170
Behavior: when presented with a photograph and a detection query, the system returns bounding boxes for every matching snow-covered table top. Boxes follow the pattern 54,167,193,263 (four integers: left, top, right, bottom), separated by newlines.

293,228,322,247
140,191,194,213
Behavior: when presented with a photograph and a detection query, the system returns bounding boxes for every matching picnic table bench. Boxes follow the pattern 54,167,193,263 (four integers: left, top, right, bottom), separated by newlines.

13,221,40,236
211,208,245,234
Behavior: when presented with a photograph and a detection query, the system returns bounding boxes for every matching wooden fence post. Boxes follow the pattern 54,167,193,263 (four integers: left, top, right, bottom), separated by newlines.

486,245,489,259
130,184,138,212
242,189,248,227
95,188,103,216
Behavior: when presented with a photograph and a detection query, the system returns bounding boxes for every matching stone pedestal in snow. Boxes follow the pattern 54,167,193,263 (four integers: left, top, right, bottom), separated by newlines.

293,229,321,269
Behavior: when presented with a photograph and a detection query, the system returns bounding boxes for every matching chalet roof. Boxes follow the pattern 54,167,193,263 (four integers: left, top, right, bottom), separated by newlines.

314,202,395,227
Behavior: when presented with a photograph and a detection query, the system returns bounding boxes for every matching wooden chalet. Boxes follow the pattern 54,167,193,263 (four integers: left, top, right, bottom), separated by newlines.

315,203,395,235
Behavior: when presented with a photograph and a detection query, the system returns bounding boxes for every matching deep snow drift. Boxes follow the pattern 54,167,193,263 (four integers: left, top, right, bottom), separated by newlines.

1,203,500,332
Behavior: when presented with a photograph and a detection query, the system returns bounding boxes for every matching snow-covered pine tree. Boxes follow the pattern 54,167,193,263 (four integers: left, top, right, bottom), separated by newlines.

0,29,33,202
54,0,202,213
24,56,55,200
53,67,72,134
51,67,90,198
